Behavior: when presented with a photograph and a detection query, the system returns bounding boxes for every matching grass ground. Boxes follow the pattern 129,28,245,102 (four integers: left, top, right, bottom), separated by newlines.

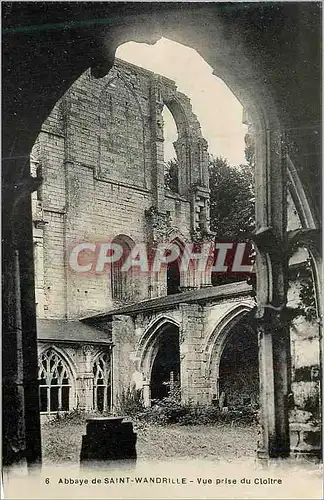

41,418,258,464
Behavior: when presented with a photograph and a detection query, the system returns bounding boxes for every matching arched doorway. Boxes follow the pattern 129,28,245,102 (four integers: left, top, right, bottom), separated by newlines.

218,322,258,409
150,324,180,401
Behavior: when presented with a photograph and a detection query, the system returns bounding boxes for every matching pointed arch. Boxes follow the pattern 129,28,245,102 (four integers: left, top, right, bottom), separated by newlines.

37,344,78,379
162,96,190,137
166,238,184,295
111,234,135,301
38,347,75,413
97,72,146,186
165,228,190,246
92,351,112,412
162,235,192,294
202,301,256,401
135,315,180,380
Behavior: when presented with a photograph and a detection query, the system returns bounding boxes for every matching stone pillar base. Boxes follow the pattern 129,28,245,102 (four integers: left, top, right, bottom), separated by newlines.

290,423,322,461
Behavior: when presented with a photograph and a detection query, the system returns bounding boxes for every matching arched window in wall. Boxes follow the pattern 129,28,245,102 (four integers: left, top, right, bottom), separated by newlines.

93,352,111,413
163,105,179,193
166,240,184,295
111,235,134,301
38,349,72,413
167,260,180,295
98,75,146,188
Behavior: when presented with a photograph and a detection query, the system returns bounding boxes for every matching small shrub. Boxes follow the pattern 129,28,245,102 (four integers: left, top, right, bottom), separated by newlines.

113,380,258,426
45,408,88,426
178,404,220,426
135,399,259,427
138,399,187,425
115,386,144,417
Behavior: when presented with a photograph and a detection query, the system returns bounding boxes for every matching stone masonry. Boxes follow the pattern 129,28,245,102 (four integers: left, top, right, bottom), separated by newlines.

31,59,320,458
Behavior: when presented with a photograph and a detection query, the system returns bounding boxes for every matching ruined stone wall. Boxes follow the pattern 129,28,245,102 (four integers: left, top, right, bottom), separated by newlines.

31,59,210,320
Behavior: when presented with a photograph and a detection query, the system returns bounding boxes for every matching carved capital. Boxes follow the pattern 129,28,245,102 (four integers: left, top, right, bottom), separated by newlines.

83,344,95,357
254,304,302,330
252,227,285,257
287,228,321,259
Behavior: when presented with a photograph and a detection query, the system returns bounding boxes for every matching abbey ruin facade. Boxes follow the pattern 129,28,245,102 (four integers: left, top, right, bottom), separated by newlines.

29,59,320,459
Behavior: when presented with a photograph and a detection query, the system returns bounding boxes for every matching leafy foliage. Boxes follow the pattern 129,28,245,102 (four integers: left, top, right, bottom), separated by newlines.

297,261,318,323
164,158,179,193
115,386,144,417
116,382,259,427
209,155,255,239
136,399,258,427
244,141,256,171
208,154,255,286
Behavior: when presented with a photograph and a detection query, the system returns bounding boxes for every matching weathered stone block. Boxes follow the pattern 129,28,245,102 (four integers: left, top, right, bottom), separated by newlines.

80,417,137,465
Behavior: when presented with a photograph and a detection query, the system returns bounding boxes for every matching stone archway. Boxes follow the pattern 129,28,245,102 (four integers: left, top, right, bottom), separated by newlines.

150,324,180,401
203,301,256,404
136,316,180,406
3,4,321,466
218,323,259,409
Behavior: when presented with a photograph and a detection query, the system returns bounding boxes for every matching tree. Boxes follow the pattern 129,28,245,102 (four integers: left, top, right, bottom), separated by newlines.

208,152,255,287
209,155,255,239
297,260,318,323
163,151,256,287
164,159,179,193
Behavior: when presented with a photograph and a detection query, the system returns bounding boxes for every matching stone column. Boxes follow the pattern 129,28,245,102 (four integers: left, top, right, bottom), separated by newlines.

174,136,190,197
17,192,43,466
62,93,78,320
142,382,151,408
179,303,209,404
2,238,27,468
111,315,136,411
144,209,171,297
76,345,95,411
254,126,291,459
2,163,43,467
150,76,165,213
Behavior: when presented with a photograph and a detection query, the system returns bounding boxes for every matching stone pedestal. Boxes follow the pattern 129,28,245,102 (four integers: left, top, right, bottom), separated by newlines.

80,417,137,466
290,422,321,461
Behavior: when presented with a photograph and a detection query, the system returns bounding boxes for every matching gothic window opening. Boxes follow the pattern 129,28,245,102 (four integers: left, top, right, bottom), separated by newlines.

93,353,111,413
167,259,180,295
38,349,72,413
163,105,179,193
166,240,184,295
111,235,134,301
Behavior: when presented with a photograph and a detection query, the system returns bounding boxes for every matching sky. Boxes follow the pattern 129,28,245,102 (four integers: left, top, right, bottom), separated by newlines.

116,37,248,166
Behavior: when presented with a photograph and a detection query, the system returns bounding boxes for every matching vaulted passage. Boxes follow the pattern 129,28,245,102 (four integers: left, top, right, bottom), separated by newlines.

219,323,259,408
150,325,180,401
